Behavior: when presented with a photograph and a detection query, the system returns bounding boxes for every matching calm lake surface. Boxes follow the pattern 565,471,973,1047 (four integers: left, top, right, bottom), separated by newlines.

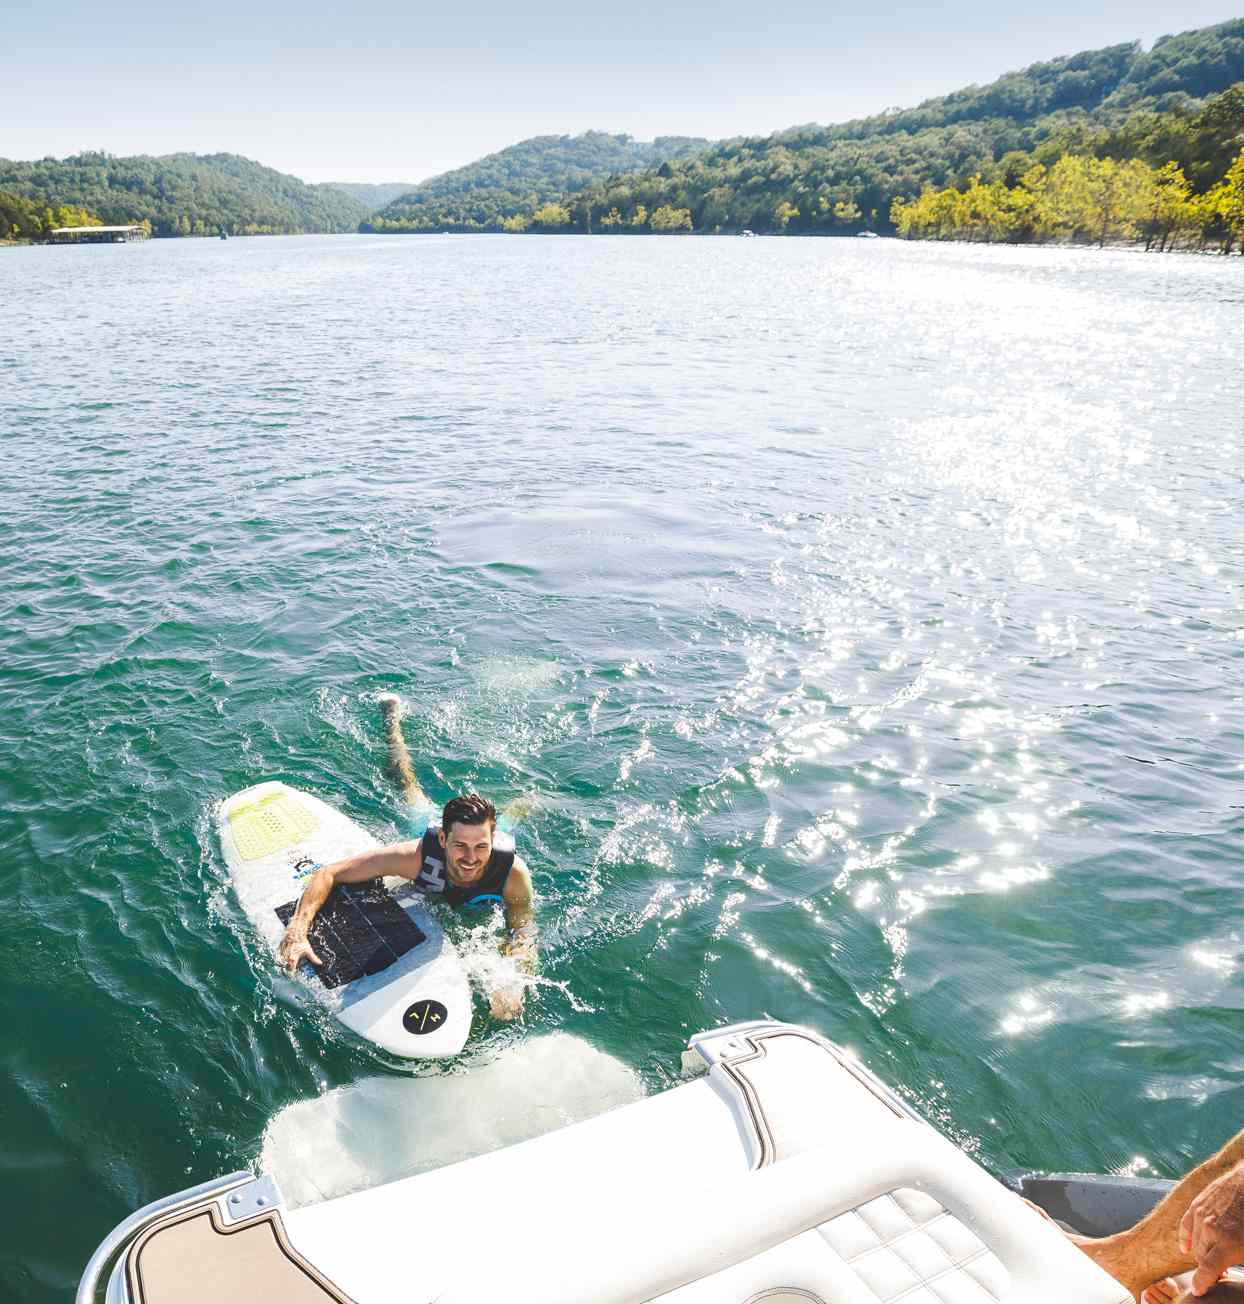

2,233,1242,1300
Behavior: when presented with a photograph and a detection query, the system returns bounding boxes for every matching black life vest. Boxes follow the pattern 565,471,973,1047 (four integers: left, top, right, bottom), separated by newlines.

415,827,514,909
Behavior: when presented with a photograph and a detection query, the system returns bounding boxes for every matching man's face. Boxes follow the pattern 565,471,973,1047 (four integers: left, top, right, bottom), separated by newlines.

439,820,494,885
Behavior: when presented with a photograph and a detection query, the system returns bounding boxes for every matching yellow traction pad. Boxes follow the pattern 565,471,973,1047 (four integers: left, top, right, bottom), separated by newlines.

228,789,320,861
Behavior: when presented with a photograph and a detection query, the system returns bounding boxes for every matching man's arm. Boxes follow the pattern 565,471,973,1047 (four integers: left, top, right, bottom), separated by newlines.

277,840,424,972
490,857,536,1020
502,857,536,964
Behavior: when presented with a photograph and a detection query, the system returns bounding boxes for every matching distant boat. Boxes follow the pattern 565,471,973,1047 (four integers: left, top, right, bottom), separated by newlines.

740,229,757,238
856,231,880,239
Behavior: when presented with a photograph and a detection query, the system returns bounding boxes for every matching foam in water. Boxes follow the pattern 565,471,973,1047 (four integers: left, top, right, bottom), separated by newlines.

261,1032,645,1207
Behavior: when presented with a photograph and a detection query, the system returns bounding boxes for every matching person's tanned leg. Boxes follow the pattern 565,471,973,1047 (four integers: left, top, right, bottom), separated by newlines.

378,694,428,806
1078,1130,1244,1297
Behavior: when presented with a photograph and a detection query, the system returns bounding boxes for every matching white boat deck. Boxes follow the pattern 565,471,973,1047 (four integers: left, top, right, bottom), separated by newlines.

101,1022,1132,1304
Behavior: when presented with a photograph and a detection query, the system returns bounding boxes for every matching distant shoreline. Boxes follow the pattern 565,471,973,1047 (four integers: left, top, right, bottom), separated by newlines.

8,229,1241,258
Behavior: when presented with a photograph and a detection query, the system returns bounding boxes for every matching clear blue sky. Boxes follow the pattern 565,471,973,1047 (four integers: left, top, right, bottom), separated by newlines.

6,1,1241,184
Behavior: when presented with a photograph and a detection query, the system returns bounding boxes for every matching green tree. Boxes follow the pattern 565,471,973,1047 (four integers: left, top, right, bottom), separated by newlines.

531,202,570,228
957,176,1010,240
832,198,862,228
1219,148,1244,251
649,205,692,231
1143,162,1194,249
774,199,799,230
1092,158,1156,245
1045,155,1100,240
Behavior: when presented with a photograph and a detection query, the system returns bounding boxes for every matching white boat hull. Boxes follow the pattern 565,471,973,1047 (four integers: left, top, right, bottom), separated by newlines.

86,1022,1132,1304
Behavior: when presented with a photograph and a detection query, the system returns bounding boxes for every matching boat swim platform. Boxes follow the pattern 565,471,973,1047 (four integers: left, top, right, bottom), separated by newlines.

81,1021,1132,1304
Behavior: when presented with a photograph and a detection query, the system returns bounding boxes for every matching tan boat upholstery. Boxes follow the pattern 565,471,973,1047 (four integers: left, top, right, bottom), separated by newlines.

126,1203,354,1304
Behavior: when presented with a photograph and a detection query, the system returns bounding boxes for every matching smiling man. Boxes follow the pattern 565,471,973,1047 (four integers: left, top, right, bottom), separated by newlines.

277,791,536,1019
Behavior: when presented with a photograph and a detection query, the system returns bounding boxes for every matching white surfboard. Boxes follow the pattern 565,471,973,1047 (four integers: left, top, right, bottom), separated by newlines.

218,781,472,1058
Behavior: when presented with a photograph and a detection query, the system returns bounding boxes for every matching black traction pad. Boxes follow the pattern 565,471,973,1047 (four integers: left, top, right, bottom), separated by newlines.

276,885,426,990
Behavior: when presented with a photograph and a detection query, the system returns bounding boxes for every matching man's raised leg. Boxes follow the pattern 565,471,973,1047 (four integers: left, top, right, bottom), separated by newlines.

378,694,429,807
499,793,538,826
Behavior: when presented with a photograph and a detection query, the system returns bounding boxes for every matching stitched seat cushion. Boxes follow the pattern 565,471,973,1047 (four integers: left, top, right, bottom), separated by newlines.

818,1188,1008,1304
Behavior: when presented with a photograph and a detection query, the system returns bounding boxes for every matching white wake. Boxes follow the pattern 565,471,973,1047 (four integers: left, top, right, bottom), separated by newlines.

261,1032,645,1207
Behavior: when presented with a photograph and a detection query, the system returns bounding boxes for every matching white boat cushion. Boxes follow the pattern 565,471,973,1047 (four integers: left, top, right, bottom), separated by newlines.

817,1187,1007,1303
414,1131,1132,1304
285,1036,1131,1304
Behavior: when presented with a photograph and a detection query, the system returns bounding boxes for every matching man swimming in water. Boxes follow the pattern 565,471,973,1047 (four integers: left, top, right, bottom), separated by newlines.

277,697,536,1020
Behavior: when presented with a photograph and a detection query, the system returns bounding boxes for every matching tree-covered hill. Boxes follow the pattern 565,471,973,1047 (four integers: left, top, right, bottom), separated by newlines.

761,18,1243,152
395,16,1243,237
1,191,102,242
365,131,711,231
325,181,418,211
891,93,1244,254
0,152,369,237
1103,18,1244,110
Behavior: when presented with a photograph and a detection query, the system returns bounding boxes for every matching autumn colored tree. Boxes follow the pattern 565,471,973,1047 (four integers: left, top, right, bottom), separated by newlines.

649,205,692,231
530,202,571,229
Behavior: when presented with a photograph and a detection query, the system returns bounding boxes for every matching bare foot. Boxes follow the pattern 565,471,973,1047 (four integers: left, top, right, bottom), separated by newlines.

1115,1265,1241,1303
1142,1276,1185,1304
1167,1283,1244,1303
1138,1274,1243,1304
501,792,539,822
489,984,524,1020
1019,1197,1090,1246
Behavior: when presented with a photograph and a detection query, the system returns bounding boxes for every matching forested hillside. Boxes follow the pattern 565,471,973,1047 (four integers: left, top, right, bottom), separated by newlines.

1,191,102,241
326,181,417,211
364,131,710,231
0,152,369,237
891,87,1244,252
400,17,1243,237
1103,19,1244,109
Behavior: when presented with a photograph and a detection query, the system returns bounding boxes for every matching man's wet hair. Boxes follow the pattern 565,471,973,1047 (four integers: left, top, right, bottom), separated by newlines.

442,793,497,834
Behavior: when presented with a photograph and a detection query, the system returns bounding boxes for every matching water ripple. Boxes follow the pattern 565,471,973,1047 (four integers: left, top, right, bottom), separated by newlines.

2,235,1242,1300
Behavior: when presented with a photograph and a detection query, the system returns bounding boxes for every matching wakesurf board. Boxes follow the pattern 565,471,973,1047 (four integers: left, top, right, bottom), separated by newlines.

218,781,471,1058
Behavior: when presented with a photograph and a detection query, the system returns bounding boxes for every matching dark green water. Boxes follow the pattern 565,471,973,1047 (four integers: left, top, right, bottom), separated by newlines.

2,234,1242,1300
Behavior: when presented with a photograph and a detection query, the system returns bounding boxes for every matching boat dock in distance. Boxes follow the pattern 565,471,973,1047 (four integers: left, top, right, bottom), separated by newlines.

48,224,149,244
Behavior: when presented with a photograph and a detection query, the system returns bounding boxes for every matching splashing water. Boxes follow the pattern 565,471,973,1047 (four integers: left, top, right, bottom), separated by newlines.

261,1033,645,1206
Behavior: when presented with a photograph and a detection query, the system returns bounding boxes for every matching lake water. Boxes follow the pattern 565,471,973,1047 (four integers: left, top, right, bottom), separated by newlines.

2,233,1242,1300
